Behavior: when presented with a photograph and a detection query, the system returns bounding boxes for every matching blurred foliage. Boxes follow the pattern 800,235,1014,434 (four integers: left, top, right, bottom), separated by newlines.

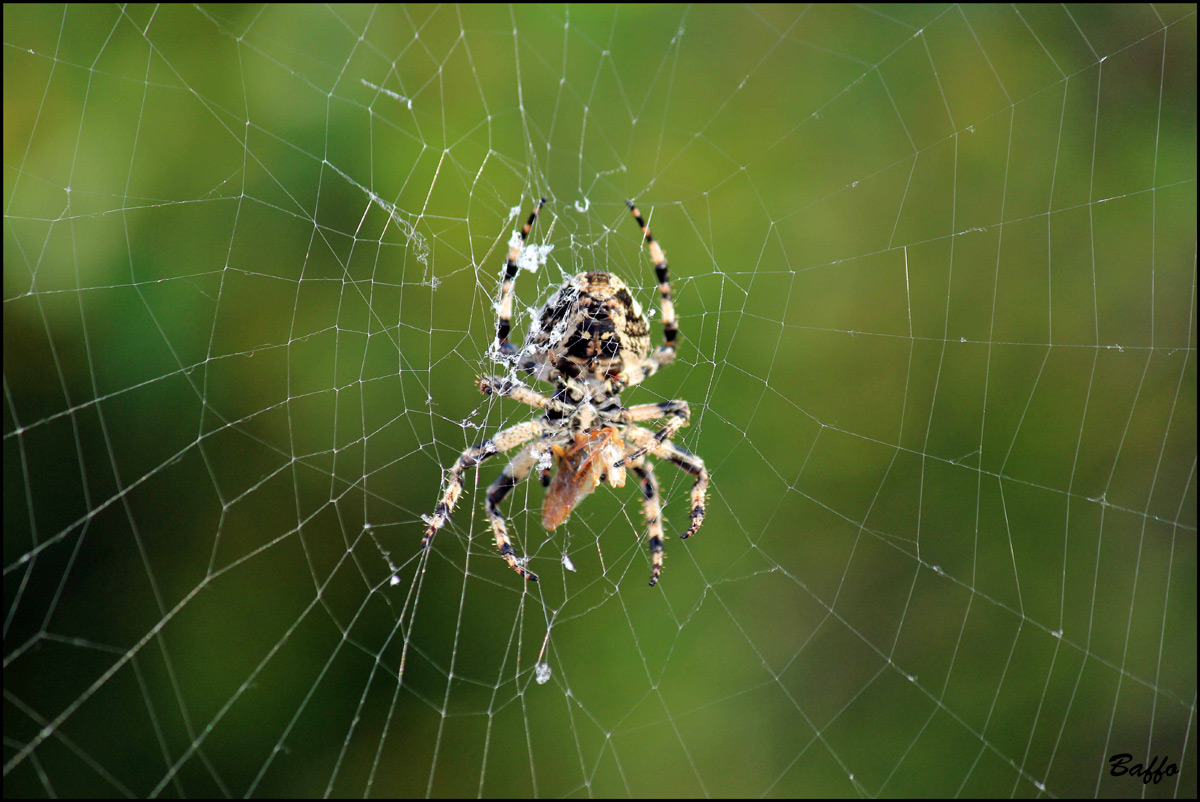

4,4,1196,798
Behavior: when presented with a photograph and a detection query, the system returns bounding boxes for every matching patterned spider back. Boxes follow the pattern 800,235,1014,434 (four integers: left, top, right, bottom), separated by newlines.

525,272,651,383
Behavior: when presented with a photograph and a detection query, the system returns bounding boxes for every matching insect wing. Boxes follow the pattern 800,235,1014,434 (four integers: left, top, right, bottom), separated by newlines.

542,444,596,530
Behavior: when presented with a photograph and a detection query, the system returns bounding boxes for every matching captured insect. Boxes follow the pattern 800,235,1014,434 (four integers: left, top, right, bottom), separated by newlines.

420,200,708,586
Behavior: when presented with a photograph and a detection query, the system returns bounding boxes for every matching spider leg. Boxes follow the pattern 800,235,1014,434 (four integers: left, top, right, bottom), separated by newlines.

421,420,544,549
478,376,572,416
484,441,546,581
629,458,666,586
627,200,678,352
614,400,690,467
496,199,546,356
595,201,679,395
626,425,708,541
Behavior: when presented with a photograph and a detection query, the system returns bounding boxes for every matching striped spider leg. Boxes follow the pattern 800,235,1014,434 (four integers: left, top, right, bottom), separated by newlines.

420,420,548,580
610,201,692,467
621,200,678,378
422,373,574,581
624,424,708,585
496,198,546,357
628,457,666,586
615,400,691,469
481,439,551,582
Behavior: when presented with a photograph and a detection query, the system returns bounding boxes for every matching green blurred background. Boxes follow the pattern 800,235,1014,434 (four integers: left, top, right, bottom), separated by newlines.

4,4,1195,797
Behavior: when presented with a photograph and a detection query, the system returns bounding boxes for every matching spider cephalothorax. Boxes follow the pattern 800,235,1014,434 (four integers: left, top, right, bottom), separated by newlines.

420,200,708,586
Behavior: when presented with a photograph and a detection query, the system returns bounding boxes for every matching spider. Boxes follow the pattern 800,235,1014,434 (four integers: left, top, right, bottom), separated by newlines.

420,199,708,586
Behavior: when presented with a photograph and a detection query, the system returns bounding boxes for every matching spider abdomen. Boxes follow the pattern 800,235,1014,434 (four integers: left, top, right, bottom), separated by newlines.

527,272,651,381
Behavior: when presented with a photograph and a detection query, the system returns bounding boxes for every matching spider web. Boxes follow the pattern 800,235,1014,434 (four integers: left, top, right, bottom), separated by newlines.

4,4,1196,797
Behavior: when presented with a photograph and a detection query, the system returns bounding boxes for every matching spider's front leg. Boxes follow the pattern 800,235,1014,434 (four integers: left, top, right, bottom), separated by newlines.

421,420,544,550
495,199,546,357
609,199,682,394
627,200,678,356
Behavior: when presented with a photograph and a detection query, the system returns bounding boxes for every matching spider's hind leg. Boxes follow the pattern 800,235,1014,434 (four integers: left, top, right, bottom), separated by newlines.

421,420,544,550
484,442,545,581
630,459,666,586
627,425,708,542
